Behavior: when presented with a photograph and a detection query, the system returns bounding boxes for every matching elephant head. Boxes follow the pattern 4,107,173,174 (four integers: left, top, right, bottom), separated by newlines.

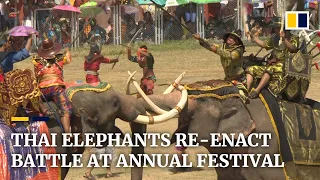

127,72,255,147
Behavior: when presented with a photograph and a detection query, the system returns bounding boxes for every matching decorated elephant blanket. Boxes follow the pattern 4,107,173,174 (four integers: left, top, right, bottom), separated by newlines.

0,121,60,180
65,81,112,101
279,99,320,165
183,79,241,99
258,89,320,179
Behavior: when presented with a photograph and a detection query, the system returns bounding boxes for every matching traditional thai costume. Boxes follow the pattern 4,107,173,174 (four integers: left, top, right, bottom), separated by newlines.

246,30,299,96
84,44,117,84
199,32,246,84
128,47,156,95
33,38,72,132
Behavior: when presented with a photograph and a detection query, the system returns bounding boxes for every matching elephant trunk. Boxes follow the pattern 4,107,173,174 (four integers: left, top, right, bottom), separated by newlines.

130,122,146,180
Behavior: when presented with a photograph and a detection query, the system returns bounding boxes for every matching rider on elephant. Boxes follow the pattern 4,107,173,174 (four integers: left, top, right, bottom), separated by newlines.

127,45,156,96
32,38,72,133
193,31,246,84
84,43,118,84
245,17,299,99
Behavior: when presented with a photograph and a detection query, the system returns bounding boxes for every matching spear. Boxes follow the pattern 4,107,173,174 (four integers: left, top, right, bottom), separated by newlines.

111,26,144,69
301,31,320,53
311,51,320,59
307,42,320,54
254,47,263,57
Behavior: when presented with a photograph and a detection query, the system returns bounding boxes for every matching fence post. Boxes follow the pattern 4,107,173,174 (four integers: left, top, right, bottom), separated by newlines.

196,4,205,39
113,5,121,45
31,9,37,51
239,0,243,36
161,7,163,43
318,3,320,29
155,6,158,45
155,6,163,45
71,12,74,49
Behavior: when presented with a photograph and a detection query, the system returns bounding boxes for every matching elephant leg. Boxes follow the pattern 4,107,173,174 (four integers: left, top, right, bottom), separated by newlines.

130,122,146,180
81,113,97,135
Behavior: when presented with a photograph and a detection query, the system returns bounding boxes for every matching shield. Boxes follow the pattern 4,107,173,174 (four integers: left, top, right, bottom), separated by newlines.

285,51,312,81
0,69,41,125
283,51,312,101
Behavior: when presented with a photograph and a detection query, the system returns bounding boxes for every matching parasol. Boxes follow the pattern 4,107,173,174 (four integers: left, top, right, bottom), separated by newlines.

53,5,82,13
9,31,29,37
8,26,38,36
80,1,103,18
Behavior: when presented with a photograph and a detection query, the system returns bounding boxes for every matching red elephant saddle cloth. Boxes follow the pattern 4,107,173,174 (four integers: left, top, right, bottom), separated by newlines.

184,79,241,99
0,69,41,125
65,80,112,101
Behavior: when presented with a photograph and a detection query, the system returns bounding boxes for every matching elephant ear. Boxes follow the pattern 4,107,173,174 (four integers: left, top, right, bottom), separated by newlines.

218,98,255,137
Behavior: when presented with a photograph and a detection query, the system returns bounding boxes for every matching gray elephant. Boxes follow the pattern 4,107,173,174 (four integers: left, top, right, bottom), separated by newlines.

39,74,188,180
43,88,148,180
127,71,320,180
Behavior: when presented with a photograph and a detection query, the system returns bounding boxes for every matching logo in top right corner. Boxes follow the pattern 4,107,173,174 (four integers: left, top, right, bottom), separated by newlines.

285,11,309,30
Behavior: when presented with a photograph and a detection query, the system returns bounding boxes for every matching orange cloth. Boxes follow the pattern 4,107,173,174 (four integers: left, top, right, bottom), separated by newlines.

33,55,71,88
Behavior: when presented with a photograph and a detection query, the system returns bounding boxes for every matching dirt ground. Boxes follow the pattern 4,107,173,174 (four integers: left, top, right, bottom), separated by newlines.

15,43,320,180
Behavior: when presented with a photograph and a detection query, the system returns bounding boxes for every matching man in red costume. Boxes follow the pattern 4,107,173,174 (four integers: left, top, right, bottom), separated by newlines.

33,38,72,133
127,45,156,96
84,44,118,84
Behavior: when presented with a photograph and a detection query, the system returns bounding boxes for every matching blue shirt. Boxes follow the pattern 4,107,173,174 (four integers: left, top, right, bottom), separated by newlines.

1,48,30,73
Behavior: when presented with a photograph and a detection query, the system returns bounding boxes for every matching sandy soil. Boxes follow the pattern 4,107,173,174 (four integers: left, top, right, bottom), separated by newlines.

14,45,320,180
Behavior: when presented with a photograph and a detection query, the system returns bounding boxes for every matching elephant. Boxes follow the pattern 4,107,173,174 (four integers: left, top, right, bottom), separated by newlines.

41,88,148,180
37,73,188,180
126,71,320,180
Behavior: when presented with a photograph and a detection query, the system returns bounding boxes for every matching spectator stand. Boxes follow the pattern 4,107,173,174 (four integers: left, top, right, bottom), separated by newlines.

134,0,210,44
32,7,79,49
155,7,163,44
203,0,239,40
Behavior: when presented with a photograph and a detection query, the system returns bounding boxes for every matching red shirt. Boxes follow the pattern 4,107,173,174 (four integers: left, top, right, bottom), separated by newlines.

84,54,110,83
33,55,71,88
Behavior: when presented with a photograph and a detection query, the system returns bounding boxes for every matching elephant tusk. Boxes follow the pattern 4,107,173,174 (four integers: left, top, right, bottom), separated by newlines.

133,85,188,124
128,71,169,115
163,72,185,94
126,71,137,95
